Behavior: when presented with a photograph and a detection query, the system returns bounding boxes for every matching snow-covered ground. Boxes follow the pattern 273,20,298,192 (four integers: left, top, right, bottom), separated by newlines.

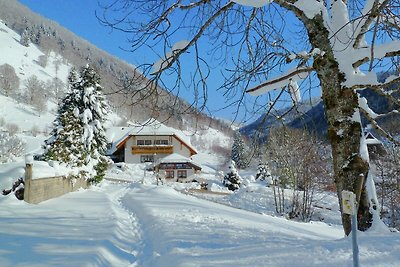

2,129,399,266
1,175,400,266
1,143,400,266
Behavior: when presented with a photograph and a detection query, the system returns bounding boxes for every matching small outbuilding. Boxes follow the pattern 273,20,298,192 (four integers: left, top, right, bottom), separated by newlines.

364,131,386,160
153,153,202,182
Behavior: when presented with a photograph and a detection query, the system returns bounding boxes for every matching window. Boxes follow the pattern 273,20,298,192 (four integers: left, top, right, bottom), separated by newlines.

140,155,154,163
177,170,187,179
166,170,174,179
137,140,144,146
161,140,169,145
145,140,152,145
154,140,169,145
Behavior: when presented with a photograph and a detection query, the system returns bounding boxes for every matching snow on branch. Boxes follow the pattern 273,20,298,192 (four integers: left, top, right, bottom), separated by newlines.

292,0,324,19
152,40,190,74
351,74,400,92
358,96,379,119
352,40,400,68
287,48,325,63
360,107,400,146
246,66,313,96
381,13,400,31
352,0,390,49
231,0,272,8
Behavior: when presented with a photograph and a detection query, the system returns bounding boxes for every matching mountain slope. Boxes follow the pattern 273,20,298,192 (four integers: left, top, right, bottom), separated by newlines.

0,0,232,134
0,0,234,154
240,99,326,139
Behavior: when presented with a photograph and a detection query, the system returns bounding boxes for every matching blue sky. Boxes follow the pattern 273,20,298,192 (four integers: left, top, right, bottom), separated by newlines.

18,1,237,120
18,1,313,123
19,1,138,63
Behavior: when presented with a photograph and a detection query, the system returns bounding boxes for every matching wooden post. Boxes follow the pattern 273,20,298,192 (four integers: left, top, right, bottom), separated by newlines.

23,155,33,203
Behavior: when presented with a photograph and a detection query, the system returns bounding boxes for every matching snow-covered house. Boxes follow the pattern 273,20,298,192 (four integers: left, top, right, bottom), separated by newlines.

154,153,202,181
107,119,197,164
364,131,385,160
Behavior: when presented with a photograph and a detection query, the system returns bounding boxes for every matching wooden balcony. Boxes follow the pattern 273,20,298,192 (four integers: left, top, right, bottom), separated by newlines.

131,145,173,155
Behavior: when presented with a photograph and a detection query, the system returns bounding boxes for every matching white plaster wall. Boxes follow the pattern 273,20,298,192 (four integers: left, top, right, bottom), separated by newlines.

123,135,193,164
171,137,191,158
124,137,140,164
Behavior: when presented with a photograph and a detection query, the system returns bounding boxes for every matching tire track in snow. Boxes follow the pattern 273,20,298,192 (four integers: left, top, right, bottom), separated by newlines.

104,182,146,267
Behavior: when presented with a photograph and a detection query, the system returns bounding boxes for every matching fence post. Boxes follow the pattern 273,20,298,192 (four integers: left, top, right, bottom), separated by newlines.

23,155,33,203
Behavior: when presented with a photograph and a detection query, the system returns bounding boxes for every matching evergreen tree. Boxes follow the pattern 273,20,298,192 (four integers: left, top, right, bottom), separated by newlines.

20,28,30,47
43,81,84,165
77,65,110,183
255,161,272,184
223,161,241,191
44,65,109,183
231,131,248,169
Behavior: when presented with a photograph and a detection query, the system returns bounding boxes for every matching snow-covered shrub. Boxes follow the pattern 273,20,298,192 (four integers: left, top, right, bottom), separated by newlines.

0,117,5,127
31,125,40,137
6,123,19,136
265,126,332,221
0,132,25,163
0,63,20,97
223,161,242,191
255,162,272,185
23,75,47,115
37,54,48,68
374,144,400,230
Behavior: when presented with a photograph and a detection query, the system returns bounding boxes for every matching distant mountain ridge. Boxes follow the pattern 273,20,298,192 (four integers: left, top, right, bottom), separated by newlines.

241,86,400,141
240,99,326,139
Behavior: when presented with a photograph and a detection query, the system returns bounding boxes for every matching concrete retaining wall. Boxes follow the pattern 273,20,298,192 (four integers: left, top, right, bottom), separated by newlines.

24,163,89,204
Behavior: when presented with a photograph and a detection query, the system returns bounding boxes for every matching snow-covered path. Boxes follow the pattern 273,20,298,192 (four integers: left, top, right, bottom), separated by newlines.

1,181,400,266
0,182,141,267
121,184,346,267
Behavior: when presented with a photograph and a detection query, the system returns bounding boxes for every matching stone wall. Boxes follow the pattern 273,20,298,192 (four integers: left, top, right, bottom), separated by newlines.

24,163,89,204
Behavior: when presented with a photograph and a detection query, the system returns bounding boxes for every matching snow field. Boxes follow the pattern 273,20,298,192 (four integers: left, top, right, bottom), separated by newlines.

0,182,141,266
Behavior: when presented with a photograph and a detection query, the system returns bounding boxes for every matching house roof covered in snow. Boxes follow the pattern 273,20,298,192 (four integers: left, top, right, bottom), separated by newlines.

365,132,382,145
106,119,197,155
155,153,202,170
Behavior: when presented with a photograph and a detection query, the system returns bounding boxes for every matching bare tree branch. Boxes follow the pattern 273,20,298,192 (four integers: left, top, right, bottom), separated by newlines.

246,67,314,95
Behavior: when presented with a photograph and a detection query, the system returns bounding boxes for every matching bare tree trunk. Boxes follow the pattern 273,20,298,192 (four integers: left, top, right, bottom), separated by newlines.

307,15,373,235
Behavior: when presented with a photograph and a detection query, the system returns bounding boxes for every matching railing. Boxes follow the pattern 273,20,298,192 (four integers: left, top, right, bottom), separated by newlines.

131,145,173,154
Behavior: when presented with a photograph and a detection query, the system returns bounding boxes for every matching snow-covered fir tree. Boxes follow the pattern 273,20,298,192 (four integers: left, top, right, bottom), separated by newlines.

255,161,272,184
20,28,31,47
44,65,109,183
223,161,241,191
231,131,248,169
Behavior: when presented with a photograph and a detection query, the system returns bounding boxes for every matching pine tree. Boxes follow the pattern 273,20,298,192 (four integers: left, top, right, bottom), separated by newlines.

255,161,272,184
43,82,84,165
20,28,30,47
231,131,248,169
77,65,110,183
223,161,241,191
44,65,110,183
